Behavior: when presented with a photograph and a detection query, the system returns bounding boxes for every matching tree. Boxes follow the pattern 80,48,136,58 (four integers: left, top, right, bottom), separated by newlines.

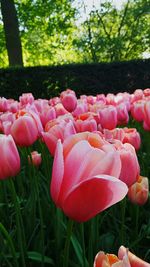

74,0,150,62
0,0,23,66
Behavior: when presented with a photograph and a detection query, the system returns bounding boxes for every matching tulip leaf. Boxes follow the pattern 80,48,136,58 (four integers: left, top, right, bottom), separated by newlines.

27,251,54,265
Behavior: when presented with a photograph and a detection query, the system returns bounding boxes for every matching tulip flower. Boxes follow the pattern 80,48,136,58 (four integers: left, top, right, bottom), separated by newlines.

11,115,39,147
130,100,145,122
118,245,150,267
61,91,77,112
94,245,150,267
50,133,128,222
116,103,129,125
42,120,76,156
0,134,20,179
19,93,34,106
112,141,140,187
122,128,141,151
28,151,42,167
74,118,97,133
99,105,117,130
128,176,149,206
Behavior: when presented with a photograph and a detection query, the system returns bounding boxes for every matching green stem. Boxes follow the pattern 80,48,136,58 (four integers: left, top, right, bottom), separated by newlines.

63,219,74,267
0,223,19,267
9,179,26,267
80,223,86,267
120,197,126,244
32,165,45,267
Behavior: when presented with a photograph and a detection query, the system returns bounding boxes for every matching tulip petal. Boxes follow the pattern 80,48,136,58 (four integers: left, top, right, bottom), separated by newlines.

62,175,128,222
118,246,150,267
50,140,64,205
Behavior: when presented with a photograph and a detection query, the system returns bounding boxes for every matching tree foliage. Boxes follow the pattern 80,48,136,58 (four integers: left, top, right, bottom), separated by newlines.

74,0,150,62
0,0,149,67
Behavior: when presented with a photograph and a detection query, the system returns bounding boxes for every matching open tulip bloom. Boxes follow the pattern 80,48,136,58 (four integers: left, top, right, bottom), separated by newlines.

51,133,128,222
94,245,150,267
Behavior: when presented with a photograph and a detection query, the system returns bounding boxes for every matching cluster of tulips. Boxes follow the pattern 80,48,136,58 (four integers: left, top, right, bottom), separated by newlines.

0,88,150,267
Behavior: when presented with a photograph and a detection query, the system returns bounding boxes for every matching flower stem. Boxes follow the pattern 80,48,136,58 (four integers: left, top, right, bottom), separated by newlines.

9,179,26,267
63,219,74,267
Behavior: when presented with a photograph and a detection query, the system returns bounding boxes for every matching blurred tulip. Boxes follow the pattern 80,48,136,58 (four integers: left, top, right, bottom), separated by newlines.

11,115,39,146
42,120,76,156
143,88,150,97
61,92,77,112
40,106,56,127
74,118,97,133
122,128,141,150
103,128,125,143
128,176,149,205
113,141,140,187
117,103,129,125
0,134,20,179
94,245,150,267
143,101,150,130
72,100,88,117
19,93,34,106
0,97,8,112
28,151,42,167
54,103,68,117
130,100,145,122
118,245,150,267
99,105,117,130
50,133,128,222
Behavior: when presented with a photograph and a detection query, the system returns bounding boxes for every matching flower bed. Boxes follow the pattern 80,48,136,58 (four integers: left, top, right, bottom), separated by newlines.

0,88,150,266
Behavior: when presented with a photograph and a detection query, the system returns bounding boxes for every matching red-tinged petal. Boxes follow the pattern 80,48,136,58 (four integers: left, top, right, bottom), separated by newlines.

118,246,150,267
94,251,110,267
62,175,128,222
42,131,58,156
50,140,64,205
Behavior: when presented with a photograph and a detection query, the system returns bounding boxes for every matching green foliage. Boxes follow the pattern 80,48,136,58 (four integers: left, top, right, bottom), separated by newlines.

74,0,150,62
0,0,149,67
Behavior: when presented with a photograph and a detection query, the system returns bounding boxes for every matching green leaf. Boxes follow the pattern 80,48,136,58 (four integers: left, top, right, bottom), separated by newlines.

27,251,54,265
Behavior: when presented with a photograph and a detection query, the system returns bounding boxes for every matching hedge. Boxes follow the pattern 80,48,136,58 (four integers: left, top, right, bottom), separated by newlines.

0,59,150,99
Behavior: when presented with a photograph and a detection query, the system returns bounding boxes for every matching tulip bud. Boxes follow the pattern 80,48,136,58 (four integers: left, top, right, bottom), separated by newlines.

28,151,42,167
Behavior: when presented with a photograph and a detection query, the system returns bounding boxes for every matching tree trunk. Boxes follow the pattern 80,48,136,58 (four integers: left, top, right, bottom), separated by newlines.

0,0,23,66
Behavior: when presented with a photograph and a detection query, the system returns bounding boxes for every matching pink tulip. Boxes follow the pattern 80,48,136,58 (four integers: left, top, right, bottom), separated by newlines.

51,133,128,222
143,88,150,97
61,91,77,112
74,118,97,133
122,128,141,150
103,128,125,143
11,115,39,146
118,245,150,267
143,101,150,130
28,151,42,167
0,97,8,112
128,175,149,205
113,141,140,187
40,106,56,127
19,93,34,106
130,100,145,122
72,100,88,117
54,103,68,117
94,246,150,267
0,134,20,179
42,120,76,156
99,106,117,130
117,103,129,125
49,97,61,106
